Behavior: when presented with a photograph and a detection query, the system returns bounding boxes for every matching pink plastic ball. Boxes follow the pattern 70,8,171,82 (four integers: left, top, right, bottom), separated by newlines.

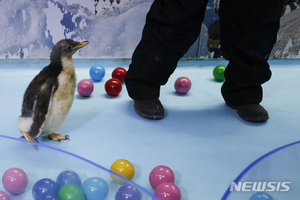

154,182,181,200
77,79,94,97
149,166,175,189
174,77,191,94
0,191,10,200
2,168,28,195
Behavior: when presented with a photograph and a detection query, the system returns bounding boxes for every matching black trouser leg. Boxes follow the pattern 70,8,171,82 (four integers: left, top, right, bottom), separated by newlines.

219,0,284,106
125,0,208,100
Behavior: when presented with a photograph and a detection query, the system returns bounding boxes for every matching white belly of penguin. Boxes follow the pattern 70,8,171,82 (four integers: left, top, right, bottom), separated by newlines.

41,61,76,135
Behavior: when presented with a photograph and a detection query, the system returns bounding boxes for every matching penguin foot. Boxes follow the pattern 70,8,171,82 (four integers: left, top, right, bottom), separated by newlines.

21,132,36,142
20,132,38,149
48,133,69,142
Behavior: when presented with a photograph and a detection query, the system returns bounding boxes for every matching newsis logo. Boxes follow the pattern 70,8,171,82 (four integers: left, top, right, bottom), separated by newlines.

230,182,291,192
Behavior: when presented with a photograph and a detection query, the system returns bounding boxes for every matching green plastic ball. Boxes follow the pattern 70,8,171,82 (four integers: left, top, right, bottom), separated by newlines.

213,65,226,81
58,184,85,200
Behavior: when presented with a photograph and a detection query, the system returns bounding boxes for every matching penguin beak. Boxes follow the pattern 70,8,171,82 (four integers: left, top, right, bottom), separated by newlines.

73,41,89,50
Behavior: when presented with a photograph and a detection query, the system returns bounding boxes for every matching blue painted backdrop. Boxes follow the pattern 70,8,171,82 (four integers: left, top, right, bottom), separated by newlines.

0,0,298,59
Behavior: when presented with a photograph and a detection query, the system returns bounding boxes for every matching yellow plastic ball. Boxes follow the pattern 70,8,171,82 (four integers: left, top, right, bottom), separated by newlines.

110,159,135,184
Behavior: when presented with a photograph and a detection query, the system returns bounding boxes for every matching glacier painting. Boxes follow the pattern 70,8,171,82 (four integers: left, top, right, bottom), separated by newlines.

0,0,299,59
0,0,154,59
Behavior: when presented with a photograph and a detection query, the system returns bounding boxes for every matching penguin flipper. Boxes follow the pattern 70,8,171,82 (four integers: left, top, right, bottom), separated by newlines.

21,68,54,117
29,82,57,138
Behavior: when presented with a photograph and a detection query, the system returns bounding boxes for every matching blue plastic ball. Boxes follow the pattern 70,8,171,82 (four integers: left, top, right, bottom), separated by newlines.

56,170,81,188
37,193,60,200
81,177,109,200
32,178,60,200
90,65,105,81
249,192,273,200
115,184,142,200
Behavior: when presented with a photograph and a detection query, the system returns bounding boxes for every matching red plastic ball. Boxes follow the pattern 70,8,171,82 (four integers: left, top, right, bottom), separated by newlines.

105,78,122,97
154,182,181,200
149,166,175,189
112,67,127,83
174,77,192,94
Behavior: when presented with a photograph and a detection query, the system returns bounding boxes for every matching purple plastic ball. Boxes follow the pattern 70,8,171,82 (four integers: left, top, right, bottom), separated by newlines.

115,184,142,200
0,191,10,200
2,168,28,195
77,79,94,97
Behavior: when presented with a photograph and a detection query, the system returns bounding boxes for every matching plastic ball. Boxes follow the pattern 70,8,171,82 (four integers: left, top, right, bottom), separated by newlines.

0,191,10,200
249,192,273,200
36,193,60,200
81,177,109,200
105,78,122,97
154,182,181,200
58,184,85,200
77,79,94,97
110,159,135,184
174,77,192,94
56,170,81,188
115,184,142,200
32,178,60,200
149,165,175,189
112,67,127,83
90,65,105,81
213,65,226,81
2,168,28,195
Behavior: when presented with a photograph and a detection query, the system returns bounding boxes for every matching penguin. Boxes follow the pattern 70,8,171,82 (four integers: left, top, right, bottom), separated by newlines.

17,39,89,142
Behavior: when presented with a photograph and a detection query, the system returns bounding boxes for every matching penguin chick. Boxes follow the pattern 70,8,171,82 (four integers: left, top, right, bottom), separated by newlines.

17,39,89,142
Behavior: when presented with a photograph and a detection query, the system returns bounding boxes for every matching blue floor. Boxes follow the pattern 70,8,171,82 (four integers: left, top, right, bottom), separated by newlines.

0,59,299,199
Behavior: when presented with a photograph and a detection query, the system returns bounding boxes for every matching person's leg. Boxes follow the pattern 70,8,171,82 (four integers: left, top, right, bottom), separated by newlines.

125,0,208,119
219,0,284,122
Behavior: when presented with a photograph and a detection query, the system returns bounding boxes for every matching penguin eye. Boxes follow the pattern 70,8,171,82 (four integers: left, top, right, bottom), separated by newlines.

66,45,72,51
